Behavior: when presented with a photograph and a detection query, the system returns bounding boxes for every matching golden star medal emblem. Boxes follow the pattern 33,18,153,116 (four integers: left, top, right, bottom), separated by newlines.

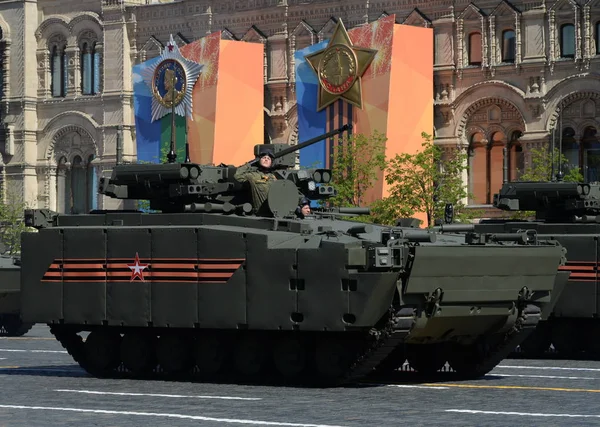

305,19,377,111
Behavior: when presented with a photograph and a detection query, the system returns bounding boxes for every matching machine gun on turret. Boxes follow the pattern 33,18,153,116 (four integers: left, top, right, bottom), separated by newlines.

491,181,600,223
98,124,351,216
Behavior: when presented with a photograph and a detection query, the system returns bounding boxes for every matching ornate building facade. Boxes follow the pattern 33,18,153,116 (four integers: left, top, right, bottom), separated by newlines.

0,0,598,212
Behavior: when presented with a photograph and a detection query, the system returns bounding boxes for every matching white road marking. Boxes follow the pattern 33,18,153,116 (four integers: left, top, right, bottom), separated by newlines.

0,367,85,374
0,349,67,354
386,384,449,390
497,365,600,373
55,389,262,401
493,373,598,380
0,358,5,360
446,409,600,419
0,404,347,427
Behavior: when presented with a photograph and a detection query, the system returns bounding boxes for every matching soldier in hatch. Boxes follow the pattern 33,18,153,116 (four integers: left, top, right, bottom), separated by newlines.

295,197,312,219
234,148,277,216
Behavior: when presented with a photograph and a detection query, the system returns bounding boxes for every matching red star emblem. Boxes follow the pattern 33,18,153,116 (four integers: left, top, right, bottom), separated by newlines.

167,43,174,52
127,252,149,282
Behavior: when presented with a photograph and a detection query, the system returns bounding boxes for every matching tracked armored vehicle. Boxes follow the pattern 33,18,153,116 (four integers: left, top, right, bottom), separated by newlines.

0,250,33,337
471,179,600,358
19,127,568,385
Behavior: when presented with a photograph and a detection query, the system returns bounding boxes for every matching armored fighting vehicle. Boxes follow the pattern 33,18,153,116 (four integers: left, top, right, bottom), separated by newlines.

19,126,569,385
0,251,33,337
471,179,600,357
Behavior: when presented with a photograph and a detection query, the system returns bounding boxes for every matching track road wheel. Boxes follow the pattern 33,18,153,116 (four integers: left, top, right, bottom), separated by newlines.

518,322,551,356
120,333,157,375
551,321,585,356
193,333,229,377
314,335,355,381
233,334,270,378
447,335,504,379
406,343,447,375
84,330,122,375
272,335,307,381
0,315,34,337
156,334,194,375
374,344,406,374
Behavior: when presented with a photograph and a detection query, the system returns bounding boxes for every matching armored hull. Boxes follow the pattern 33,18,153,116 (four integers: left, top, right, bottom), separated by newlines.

471,180,600,358
0,255,33,337
474,220,600,358
20,209,567,384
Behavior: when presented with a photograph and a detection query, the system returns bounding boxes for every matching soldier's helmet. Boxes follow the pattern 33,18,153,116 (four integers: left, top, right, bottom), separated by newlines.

299,197,310,206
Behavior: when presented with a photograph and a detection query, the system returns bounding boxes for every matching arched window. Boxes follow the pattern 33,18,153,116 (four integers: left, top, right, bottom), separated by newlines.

501,29,516,63
86,154,97,210
560,24,575,58
80,40,100,95
560,126,578,173
468,32,482,65
467,132,486,204
583,127,600,183
50,43,67,97
594,21,600,55
508,130,523,181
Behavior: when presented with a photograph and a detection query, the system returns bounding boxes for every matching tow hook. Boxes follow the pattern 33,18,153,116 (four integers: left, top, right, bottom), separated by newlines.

425,288,443,317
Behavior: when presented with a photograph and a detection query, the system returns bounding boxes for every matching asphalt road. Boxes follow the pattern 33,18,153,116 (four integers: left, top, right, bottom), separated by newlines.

1,325,600,427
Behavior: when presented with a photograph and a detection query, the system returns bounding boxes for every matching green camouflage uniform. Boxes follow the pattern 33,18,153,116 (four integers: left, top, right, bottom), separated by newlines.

234,164,277,215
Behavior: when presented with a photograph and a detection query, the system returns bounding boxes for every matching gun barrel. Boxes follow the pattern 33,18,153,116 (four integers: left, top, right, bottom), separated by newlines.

273,124,352,159
440,224,476,233
338,207,370,215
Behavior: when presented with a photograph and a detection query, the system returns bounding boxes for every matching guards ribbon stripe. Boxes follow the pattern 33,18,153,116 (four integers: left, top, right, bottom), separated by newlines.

558,261,598,282
41,258,245,284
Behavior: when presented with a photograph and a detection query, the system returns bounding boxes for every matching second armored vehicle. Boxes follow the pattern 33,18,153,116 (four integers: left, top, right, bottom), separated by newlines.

472,180,600,358
19,128,568,384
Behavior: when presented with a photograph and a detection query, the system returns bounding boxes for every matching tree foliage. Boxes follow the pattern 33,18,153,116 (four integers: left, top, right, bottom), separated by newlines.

369,132,471,227
327,130,388,208
518,146,583,183
0,189,36,254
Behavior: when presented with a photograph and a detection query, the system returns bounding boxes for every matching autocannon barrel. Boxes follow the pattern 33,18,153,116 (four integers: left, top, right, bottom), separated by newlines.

273,124,352,159
439,224,476,233
337,207,370,215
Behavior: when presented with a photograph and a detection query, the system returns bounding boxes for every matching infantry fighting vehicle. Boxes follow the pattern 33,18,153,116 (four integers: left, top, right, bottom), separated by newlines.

470,179,600,358
19,126,569,385
0,250,33,337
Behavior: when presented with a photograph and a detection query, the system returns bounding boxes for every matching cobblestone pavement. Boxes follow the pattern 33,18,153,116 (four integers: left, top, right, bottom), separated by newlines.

1,325,600,427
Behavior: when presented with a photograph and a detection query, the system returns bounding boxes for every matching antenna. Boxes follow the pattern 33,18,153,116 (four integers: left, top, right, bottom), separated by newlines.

167,65,177,164
184,103,191,163
556,105,564,181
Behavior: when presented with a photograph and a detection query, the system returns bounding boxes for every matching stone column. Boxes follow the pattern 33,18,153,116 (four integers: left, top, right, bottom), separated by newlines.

66,45,80,97
47,166,57,211
56,166,67,214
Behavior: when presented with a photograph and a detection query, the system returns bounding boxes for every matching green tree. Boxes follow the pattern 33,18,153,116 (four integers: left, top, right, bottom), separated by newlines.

0,190,36,254
327,130,388,208
518,146,583,183
371,132,471,227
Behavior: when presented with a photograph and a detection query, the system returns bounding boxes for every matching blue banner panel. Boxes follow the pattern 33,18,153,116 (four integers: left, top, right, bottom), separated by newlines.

132,57,162,163
294,41,328,169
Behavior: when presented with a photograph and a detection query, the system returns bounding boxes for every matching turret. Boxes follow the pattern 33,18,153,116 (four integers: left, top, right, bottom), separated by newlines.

98,125,351,216
492,181,600,223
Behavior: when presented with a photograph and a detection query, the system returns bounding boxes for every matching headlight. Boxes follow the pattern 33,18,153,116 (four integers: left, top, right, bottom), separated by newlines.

308,180,316,191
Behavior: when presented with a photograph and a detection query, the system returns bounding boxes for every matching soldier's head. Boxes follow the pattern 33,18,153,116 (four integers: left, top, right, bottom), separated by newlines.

258,148,274,169
299,197,311,216
296,197,311,218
